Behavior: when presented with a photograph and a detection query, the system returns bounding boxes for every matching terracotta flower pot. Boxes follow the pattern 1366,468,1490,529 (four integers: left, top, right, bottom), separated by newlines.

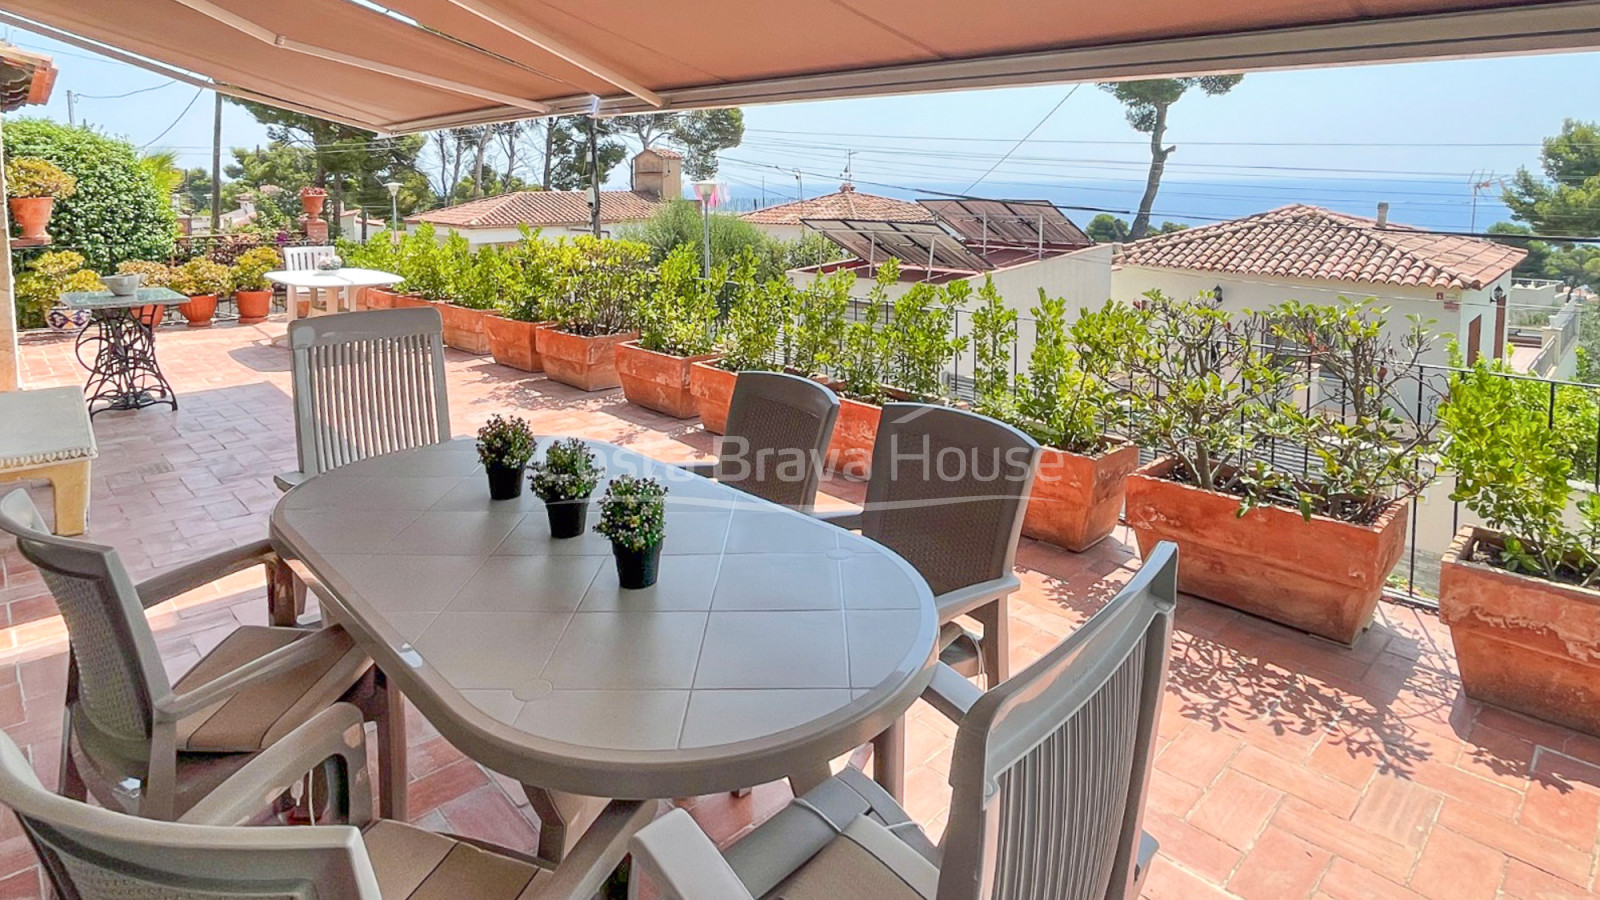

1440,525,1600,736
133,305,164,329
299,188,327,218
9,197,53,241
1022,441,1142,552
178,294,218,328
438,303,492,355
535,326,638,391
616,341,722,419
234,290,271,324
826,394,881,479
484,316,547,372
690,361,738,434
1123,456,1408,645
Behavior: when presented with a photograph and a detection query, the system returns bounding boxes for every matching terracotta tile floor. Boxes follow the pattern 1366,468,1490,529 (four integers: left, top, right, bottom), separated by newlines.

1,319,1598,899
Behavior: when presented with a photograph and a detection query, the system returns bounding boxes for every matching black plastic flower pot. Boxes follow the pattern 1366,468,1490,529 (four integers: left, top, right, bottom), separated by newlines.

612,542,662,590
485,462,525,501
545,498,589,539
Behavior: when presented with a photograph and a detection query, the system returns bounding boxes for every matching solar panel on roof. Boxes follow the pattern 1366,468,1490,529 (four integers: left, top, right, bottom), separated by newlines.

918,199,1091,249
801,218,994,272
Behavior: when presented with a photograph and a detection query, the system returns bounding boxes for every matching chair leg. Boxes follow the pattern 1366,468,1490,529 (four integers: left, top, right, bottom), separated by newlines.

522,786,608,869
374,667,408,821
870,718,906,802
973,597,1011,688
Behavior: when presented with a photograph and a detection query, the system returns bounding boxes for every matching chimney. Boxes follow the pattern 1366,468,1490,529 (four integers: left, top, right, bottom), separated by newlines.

631,148,682,202
1376,202,1389,228
840,182,855,193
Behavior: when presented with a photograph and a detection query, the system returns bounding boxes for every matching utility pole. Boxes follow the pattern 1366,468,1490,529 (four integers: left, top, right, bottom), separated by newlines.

210,92,222,234
793,168,803,202
588,115,601,237
65,91,75,127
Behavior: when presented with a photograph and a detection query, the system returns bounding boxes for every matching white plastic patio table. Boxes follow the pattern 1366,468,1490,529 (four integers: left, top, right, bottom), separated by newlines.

264,267,401,325
270,438,938,810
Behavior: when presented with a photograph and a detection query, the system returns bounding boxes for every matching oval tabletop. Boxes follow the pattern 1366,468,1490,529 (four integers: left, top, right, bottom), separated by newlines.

264,267,403,289
270,438,938,799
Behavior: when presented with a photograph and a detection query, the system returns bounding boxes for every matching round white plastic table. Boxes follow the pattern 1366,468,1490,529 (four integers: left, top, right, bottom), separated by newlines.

265,267,402,326
270,438,938,806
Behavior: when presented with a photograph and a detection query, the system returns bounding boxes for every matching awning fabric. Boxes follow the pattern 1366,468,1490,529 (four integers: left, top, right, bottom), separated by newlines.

4,0,1600,133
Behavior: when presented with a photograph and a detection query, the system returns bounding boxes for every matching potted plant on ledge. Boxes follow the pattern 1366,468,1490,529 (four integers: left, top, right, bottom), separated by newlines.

1117,293,1438,644
6,157,76,243
169,257,231,328
536,237,649,391
595,474,668,589
692,263,794,433
528,438,604,538
978,285,1140,553
618,244,727,418
476,415,537,501
230,246,280,325
1438,363,1600,735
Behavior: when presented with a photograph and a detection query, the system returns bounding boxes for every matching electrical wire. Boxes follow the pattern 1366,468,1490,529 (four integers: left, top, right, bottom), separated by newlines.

964,85,1079,192
74,81,176,100
139,86,205,150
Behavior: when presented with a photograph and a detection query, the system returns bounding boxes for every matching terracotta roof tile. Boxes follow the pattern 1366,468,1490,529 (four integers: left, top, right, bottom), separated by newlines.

742,186,932,226
1115,204,1527,291
408,190,666,228
643,147,682,159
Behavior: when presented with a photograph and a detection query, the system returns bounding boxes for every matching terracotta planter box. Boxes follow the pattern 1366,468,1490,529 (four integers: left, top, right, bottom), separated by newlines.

1440,525,1600,736
1022,441,1141,552
1123,457,1408,644
437,303,492,355
826,395,881,479
178,294,217,327
690,361,738,434
362,287,397,310
535,326,638,391
234,290,271,324
484,316,547,372
389,293,434,310
616,341,721,418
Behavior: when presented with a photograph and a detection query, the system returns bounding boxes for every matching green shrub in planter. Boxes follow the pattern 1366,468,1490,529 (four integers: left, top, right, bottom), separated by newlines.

169,257,230,297
637,244,724,357
115,260,170,287
718,263,792,373
967,275,1017,414
885,278,963,401
5,157,76,198
14,251,101,329
499,230,573,323
792,269,853,377
230,246,281,293
547,236,652,336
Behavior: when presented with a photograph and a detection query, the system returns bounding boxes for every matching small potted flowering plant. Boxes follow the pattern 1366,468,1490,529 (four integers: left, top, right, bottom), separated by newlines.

594,475,667,589
476,415,536,501
230,246,281,324
169,257,231,327
527,438,603,538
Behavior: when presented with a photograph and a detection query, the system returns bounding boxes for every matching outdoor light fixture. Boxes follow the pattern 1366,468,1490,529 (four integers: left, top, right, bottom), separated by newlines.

383,180,402,243
692,179,721,278
1213,284,1224,302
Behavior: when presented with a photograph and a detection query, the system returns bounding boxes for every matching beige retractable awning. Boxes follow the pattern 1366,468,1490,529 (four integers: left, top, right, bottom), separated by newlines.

5,0,1600,133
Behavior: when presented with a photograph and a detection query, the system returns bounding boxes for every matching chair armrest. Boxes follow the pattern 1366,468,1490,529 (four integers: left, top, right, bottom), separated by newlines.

274,471,307,493
676,461,718,478
809,507,863,530
134,539,280,609
922,662,983,724
528,800,662,900
154,626,358,721
178,703,372,827
630,809,755,900
933,574,1021,622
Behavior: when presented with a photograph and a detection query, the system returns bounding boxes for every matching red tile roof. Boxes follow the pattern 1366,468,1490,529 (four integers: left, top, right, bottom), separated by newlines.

1115,204,1527,291
642,147,682,159
407,190,667,228
742,185,932,226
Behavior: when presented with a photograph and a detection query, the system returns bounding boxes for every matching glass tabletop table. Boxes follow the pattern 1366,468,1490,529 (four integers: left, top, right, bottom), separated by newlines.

59,287,187,416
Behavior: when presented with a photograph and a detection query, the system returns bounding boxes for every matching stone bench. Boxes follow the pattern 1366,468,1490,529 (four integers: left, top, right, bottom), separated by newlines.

0,387,96,535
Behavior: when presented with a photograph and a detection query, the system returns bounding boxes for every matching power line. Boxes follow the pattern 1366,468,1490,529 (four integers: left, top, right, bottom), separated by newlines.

139,87,205,150
73,81,176,100
964,85,1079,193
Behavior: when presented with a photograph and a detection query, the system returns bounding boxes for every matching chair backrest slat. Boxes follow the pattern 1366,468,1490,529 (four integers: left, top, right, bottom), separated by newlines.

938,543,1178,900
717,372,840,511
861,404,1039,596
289,309,450,479
282,246,335,273
0,491,169,763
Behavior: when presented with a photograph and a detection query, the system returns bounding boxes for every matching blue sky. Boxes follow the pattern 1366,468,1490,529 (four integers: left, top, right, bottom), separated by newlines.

7,22,1596,231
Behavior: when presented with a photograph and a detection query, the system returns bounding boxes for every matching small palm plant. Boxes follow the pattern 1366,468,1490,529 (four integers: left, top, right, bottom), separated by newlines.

527,438,604,538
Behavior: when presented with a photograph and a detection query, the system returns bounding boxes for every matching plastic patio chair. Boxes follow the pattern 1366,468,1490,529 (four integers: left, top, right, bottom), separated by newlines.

630,542,1179,900
0,703,658,900
681,371,841,511
282,244,335,314
0,488,400,822
815,403,1040,687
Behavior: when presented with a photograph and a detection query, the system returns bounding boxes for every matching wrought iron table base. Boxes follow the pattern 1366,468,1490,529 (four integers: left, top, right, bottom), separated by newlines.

76,307,177,416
